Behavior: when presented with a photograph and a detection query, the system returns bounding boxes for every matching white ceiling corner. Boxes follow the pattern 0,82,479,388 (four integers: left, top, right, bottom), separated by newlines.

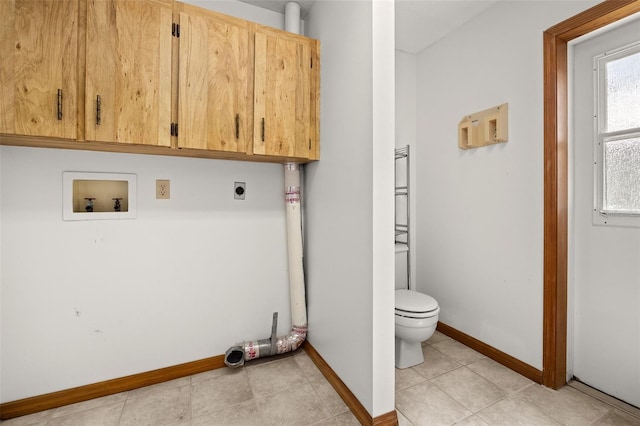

237,0,499,55
237,0,316,19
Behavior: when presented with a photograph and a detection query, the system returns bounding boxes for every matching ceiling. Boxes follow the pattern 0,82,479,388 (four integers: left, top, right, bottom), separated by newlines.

238,0,498,55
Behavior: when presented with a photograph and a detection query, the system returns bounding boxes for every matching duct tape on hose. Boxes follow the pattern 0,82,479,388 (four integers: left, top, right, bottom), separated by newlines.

285,163,300,172
245,341,259,360
275,324,307,354
286,186,300,204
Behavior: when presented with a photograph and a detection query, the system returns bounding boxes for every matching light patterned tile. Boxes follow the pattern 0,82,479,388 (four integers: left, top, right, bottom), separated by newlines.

311,411,360,426
51,392,127,418
430,340,486,365
0,409,55,426
411,346,462,380
430,367,506,412
256,381,332,426
593,409,640,425
423,331,452,346
396,409,414,426
126,377,190,400
466,358,533,393
453,414,489,425
306,372,349,416
396,381,472,426
246,357,307,397
119,384,190,426
294,350,325,381
191,399,263,426
477,396,560,425
190,368,253,418
45,402,124,426
190,366,237,383
516,384,611,425
396,366,426,392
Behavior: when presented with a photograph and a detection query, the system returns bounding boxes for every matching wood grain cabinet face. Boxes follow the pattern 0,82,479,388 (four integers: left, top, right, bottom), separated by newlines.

0,0,78,139
85,0,172,146
253,27,318,160
177,6,250,152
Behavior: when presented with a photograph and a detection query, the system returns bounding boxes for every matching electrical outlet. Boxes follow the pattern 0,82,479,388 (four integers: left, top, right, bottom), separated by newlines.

234,182,246,200
156,180,170,199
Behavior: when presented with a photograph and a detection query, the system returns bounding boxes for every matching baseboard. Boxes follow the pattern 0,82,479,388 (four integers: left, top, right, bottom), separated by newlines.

373,409,400,425
0,355,225,420
2,326,526,423
3,343,395,424
302,341,398,426
436,321,543,384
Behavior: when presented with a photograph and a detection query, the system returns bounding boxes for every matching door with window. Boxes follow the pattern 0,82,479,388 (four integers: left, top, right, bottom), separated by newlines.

571,16,640,407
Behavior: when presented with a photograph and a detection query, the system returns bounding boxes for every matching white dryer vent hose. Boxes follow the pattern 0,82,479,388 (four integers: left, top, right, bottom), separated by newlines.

224,163,307,367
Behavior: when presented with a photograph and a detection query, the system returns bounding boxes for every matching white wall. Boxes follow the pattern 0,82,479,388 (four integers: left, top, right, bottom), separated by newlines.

372,1,395,416
305,0,395,418
0,0,291,404
183,0,284,28
414,0,597,370
0,147,290,402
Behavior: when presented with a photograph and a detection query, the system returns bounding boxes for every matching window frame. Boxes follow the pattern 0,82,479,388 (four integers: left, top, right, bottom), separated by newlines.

592,41,640,227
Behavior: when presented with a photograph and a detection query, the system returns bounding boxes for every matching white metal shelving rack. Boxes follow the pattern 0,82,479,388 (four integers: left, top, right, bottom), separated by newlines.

395,145,410,290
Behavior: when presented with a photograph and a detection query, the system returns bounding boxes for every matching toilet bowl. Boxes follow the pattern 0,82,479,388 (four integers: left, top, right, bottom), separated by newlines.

395,289,439,369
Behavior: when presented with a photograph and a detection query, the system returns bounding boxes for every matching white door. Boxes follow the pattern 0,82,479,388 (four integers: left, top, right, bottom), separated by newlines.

571,16,640,407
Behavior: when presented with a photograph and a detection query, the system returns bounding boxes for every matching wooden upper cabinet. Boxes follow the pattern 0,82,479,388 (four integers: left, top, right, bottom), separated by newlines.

0,0,78,139
177,5,251,152
85,0,172,146
253,26,319,160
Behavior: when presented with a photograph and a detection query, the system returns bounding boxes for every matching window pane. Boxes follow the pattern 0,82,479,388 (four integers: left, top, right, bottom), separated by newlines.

605,51,640,132
603,137,640,213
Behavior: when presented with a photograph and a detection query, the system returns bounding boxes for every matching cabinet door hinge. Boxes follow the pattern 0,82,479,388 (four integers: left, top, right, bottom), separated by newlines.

172,23,180,38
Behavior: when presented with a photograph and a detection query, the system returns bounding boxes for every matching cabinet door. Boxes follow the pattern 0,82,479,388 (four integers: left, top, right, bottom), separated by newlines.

178,6,250,152
85,0,172,146
253,28,314,159
0,0,78,139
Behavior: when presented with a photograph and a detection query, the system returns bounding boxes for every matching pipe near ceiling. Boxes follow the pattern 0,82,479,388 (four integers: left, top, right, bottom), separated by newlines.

224,2,307,368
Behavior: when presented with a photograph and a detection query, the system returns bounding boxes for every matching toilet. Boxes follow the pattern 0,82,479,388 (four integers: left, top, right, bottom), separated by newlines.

395,288,440,369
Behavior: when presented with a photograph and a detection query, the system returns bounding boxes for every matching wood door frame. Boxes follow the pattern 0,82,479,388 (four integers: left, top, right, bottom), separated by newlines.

543,0,640,389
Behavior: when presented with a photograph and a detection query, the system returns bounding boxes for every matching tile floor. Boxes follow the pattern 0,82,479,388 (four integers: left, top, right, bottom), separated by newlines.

395,332,640,426
1,350,356,426
3,332,640,425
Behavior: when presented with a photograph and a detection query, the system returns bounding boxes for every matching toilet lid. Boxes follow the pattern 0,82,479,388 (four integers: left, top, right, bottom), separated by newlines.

395,289,438,313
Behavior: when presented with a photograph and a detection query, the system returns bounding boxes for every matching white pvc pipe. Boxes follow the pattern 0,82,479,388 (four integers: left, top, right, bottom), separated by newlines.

284,2,301,34
283,1,306,332
223,3,308,368
285,163,307,328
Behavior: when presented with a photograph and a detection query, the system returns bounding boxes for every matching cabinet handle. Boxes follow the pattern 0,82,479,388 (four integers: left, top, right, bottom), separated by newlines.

261,118,265,142
235,114,240,139
96,95,102,125
57,89,63,120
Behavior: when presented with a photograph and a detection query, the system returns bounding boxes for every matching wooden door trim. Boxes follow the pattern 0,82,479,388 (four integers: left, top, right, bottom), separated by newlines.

543,0,640,389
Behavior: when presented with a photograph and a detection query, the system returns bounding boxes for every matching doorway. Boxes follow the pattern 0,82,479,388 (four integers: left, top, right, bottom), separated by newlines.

570,16,640,407
542,0,640,391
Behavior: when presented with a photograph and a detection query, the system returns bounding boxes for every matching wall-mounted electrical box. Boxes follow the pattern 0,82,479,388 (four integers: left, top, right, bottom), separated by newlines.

458,103,508,149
